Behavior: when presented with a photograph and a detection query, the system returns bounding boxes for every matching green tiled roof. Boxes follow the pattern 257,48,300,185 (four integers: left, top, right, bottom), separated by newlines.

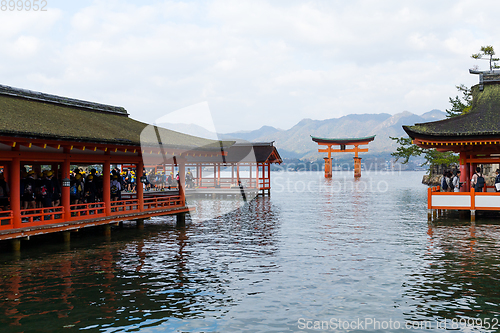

0,84,231,151
404,81,500,139
310,135,376,144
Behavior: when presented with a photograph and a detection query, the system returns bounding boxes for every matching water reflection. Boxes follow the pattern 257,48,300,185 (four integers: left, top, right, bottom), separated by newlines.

0,197,281,332
404,217,500,326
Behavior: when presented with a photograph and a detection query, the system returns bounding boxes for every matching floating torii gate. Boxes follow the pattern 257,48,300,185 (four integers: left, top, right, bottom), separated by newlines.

311,135,375,178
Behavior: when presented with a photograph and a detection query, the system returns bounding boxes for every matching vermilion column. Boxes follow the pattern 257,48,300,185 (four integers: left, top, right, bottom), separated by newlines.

354,157,362,177
470,159,476,192
213,164,217,187
266,163,270,188
10,157,21,229
255,163,260,190
459,151,468,192
218,164,221,186
104,160,111,215
137,160,144,212
198,164,202,187
178,158,186,206
325,145,332,178
249,164,253,187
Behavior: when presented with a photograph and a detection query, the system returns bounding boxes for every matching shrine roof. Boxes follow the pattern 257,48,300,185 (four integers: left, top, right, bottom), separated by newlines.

310,135,376,145
0,84,231,151
404,70,500,141
186,142,282,164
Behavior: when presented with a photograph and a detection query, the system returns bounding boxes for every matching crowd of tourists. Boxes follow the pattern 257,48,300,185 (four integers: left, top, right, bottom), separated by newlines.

0,166,196,211
440,167,500,192
440,170,462,192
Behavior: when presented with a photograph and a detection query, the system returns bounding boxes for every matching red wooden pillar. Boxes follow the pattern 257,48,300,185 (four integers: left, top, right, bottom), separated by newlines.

266,162,270,188
198,164,202,187
62,158,71,218
249,163,253,188
213,164,217,187
353,157,362,177
459,151,468,192
470,158,477,191
10,157,21,228
231,164,234,185
255,163,259,189
104,160,111,215
325,145,332,178
178,158,186,206
137,160,144,212
217,164,221,187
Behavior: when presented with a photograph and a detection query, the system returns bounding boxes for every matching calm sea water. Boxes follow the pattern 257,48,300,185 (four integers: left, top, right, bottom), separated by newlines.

1,171,500,332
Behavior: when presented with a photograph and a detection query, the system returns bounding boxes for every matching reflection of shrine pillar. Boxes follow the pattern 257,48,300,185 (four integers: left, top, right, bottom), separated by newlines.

324,157,332,178
354,157,362,178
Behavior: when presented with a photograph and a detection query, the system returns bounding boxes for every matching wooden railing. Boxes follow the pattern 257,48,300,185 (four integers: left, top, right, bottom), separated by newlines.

0,211,13,230
259,178,270,190
110,199,140,215
428,185,500,211
20,206,65,228
144,195,182,210
69,202,106,220
197,178,259,189
0,194,185,233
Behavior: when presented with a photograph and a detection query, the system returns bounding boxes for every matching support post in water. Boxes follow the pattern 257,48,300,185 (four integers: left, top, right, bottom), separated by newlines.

136,219,144,229
103,225,112,237
63,231,71,244
176,213,186,228
11,238,21,253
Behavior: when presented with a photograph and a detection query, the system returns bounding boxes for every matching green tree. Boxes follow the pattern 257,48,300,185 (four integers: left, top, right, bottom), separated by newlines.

445,84,472,118
471,45,500,71
391,45,499,169
391,83,469,167
390,136,458,167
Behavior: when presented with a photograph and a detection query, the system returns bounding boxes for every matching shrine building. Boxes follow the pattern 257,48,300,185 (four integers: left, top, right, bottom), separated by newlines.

403,69,500,220
0,84,281,250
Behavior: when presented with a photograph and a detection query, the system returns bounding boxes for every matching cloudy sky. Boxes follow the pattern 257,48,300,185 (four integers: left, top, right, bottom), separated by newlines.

1,0,498,133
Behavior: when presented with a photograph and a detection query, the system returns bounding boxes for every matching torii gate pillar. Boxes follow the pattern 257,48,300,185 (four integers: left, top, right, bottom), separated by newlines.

324,157,332,178
353,157,362,178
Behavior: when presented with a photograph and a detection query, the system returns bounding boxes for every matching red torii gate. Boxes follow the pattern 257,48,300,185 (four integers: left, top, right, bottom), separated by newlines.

311,135,375,178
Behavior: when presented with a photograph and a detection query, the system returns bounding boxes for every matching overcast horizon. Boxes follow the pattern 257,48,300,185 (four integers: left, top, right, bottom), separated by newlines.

1,0,497,133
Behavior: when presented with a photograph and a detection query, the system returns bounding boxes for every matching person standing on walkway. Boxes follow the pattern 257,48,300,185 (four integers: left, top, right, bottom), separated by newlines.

452,170,461,192
495,169,500,192
471,167,485,192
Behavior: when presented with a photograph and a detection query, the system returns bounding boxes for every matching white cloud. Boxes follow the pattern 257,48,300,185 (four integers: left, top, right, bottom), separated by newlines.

0,0,499,132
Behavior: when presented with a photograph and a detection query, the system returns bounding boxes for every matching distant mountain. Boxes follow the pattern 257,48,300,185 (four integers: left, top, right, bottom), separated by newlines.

163,110,447,159
220,125,281,141
216,110,446,159
420,109,447,121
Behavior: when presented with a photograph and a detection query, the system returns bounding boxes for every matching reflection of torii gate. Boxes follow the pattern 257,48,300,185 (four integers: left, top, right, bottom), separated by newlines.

311,135,375,178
